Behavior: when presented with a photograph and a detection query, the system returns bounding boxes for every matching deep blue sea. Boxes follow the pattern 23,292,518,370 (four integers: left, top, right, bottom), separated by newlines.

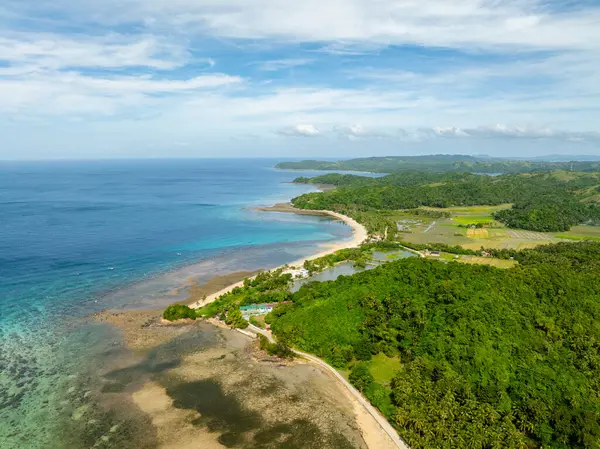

0,159,355,448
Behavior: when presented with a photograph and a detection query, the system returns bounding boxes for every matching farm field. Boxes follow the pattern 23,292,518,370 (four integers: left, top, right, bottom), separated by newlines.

506,229,553,240
399,209,562,250
395,210,600,255
454,215,496,225
555,225,600,242
466,228,489,238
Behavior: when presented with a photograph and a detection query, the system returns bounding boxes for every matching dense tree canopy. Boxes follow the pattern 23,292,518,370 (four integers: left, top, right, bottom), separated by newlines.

270,242,600,448
292,171,600,232
162,304,196,321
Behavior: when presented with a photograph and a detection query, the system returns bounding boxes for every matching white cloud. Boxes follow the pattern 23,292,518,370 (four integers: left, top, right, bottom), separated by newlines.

463,125,600,141
401,125,600,142
0,72,243,115
278,124,321,137
65,73,243,93
335,124,391,140
0,33,190,70
1,1,600,158
343,124,365,137
255,58,313,71
314,42,384,55
32,0,600,52
433,126,470,138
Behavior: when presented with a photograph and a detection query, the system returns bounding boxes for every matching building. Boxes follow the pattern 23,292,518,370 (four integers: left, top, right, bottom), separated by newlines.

283,267,310,279
240,304,273,319
240,302,292,319
425,250,441,257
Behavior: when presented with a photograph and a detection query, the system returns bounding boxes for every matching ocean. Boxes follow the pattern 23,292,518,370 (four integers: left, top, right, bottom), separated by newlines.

0,159,354,448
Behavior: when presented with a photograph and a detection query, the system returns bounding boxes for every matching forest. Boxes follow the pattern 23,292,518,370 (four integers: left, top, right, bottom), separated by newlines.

268,242,600,448
277,155,600,174
292,171,600,232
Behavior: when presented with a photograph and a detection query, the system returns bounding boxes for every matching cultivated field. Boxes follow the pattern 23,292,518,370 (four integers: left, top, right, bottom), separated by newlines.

398,210,600,258
466,228,489,238
454,215,496,225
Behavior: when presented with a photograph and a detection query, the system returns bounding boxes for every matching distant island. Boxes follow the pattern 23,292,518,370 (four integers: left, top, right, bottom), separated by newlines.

275,154,600,174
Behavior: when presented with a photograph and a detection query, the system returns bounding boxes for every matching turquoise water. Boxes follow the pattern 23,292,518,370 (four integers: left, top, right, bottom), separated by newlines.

0,159,355,448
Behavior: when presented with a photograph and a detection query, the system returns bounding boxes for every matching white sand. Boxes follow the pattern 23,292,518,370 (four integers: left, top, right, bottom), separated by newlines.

189,210,367,309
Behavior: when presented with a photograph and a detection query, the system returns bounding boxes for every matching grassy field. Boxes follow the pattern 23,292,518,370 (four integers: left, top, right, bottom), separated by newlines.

454,215,495,225
458,256,517,269
556,234,600,242
555,225,600,242
368,353,402,385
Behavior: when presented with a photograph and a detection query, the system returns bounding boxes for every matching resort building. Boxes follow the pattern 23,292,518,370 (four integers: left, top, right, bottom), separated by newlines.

240,303,276,319
240,302,293,319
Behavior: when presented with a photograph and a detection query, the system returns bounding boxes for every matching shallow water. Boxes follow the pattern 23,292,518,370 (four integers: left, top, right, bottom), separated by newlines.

291,250,415,292
0,159,362,448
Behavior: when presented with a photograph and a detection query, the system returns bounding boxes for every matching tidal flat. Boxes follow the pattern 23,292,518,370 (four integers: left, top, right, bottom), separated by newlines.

89,311,369,449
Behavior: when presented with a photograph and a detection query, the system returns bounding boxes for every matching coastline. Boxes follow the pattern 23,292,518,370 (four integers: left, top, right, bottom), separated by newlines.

181,204,403,447
189,203,368,309
92,201,398,449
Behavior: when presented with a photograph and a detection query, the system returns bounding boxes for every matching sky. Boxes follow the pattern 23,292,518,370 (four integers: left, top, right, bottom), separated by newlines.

1,0,600,160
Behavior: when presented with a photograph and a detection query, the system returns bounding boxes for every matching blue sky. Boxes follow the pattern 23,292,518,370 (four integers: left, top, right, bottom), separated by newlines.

1,0,600,160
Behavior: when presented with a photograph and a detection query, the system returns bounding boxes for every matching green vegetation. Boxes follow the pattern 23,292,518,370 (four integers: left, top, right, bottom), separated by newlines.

349,362,374,392
277,155,600,174
162,304,197,321
291,170,600,232
368,353,402,385
457,255,517,269
269,242,600,448
196,268,293,318
557,233,600,242
494,198,600,231
453,215,495,225
293,173,374,186
223,307,248,329
249,316,266,329
258,334,295,359
398,240,517,259
302,242,401,273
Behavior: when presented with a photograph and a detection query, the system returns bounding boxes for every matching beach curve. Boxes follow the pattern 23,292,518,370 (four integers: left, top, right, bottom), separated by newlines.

186,204,410,448
189,205,367,309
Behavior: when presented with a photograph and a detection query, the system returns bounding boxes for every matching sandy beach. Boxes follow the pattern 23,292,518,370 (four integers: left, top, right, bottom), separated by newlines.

189,203,368,309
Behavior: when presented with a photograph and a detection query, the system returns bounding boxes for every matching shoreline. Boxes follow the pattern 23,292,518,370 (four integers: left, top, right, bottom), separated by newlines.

93,202,400,449
189,203,367,309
